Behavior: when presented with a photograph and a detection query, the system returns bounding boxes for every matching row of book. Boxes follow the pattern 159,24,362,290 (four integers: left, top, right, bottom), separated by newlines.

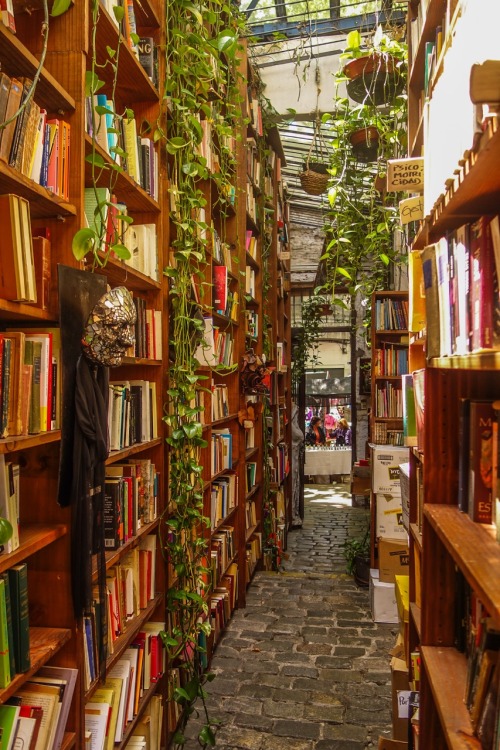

84,188,159,281
0,75,70,200
375,381,403,419
373,344,409,377
0,456,20,554
211,430,232,476
85,102,159,201
245,533,262,584
0,664,78,750
210,525,236,585
417,215,500,358
245,461,257,495
210,472,237,529
84,626,164,747
126,297,162,361
0,562,29,687
194,316,234,368
83,549,159,689
374,297,409,331
0,193,46,305
104,458,159,543
245,266,257,299
246,181,258,224
211,383,229,422
213,265,239,319
0,328,60,439
247,137,261,188
245,230,258,261
212,230,232,268
372,424,405,446
245,310,259,339
108,379,158,452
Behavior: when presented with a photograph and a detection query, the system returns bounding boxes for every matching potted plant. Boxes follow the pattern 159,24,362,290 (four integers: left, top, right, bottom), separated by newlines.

343,523,371,587
338,27,407,106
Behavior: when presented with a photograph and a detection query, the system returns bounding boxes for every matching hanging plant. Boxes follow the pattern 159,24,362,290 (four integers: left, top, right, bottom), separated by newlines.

158,2,245,748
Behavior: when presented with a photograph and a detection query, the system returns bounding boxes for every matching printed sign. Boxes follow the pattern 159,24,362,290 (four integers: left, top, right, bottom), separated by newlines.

387,158,424,192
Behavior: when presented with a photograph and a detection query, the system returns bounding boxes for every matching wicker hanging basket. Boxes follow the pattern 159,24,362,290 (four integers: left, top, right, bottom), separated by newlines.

299,118,330,196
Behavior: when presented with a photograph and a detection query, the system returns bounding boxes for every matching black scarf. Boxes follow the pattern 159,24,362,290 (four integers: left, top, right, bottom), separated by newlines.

70,354,109,677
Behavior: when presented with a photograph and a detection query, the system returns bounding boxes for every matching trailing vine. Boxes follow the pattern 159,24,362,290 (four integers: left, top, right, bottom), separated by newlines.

291,294,327,392
158,2,245,747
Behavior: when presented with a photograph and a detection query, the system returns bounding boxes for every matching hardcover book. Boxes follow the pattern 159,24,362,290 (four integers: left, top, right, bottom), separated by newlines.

468,400,494,524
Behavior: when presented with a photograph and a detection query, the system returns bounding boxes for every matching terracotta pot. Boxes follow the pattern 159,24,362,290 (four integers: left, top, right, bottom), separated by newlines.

349,126,380,162
343,54,404,105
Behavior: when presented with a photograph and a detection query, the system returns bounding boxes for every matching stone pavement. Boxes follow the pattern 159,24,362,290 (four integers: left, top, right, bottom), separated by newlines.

183,482,397,750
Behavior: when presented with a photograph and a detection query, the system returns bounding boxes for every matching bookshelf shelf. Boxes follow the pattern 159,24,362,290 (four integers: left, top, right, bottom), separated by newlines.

106,437,163,464
61,732,76,750
245,252,260,270
94,7,159,101
0,24,76,112
0,524,68,574
0,299,58,323
0,430,61,454
245,523,259,542
132,0,161,28
84,136,161,214
119,682,162,749
212,506,238,534
99,256,162,292
424,505,500,628
413,122,500,249
421,646,480,750
0,626,72,704
429,351,500,371
245,483,260,502
408,0,447,90
0,161,77,218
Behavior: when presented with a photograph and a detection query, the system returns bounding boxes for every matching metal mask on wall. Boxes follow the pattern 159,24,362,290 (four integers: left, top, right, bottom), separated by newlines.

82,286,137,367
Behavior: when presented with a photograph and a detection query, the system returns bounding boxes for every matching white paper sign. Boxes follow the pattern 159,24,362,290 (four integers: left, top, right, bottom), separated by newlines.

399,196,424,225
387,158,424,192
397,690,413,718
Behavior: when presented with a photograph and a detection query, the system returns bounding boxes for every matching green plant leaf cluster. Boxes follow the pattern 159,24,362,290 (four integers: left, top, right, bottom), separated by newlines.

159,2,246,747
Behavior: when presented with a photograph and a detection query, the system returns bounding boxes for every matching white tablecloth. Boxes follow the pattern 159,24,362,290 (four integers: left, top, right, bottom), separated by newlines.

304,448,352,476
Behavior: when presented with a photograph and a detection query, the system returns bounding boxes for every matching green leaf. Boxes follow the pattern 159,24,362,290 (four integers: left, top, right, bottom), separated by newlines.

185,3,203,24
379,253,390,265
172,732,186,745
85,71,104,96
110,243,131,260
50,0,71,16
337,267,352,280
106,46,116,59
130,33,140,46
113,4,125,22
85,153,108,169
199,726,216,746
72,228,95,261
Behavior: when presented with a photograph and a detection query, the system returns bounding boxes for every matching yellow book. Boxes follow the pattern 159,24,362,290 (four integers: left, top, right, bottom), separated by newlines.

93,682,121,750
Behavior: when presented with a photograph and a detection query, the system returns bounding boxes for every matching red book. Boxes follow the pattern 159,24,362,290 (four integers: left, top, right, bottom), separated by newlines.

469,216,494,351
468,400,494,524
213,265,227,313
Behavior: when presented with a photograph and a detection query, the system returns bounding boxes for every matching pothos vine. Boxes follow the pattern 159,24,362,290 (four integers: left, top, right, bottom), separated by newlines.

158,2,245,747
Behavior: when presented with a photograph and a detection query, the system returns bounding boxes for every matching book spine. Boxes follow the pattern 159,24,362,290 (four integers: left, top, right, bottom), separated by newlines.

0,573,16,679
8,563,30,673
0,578,11,688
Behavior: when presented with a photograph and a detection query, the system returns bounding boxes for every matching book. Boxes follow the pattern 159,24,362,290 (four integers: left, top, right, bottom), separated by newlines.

84,702,109,750
0,457,20,553
468,400,494,524
421,242,440,360
469,216,495,352
137,37,155,81
0,704,20,750
0,193,25,301
32,665,78,750
0,577,11,689
0,78,23,164
8,563,30,674
15,681,60,750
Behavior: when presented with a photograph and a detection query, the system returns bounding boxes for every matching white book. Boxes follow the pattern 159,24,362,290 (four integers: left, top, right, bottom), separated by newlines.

108,659,131,742
13,715,36,750
122,648,139,722
34,665,78,750
84,703,109,750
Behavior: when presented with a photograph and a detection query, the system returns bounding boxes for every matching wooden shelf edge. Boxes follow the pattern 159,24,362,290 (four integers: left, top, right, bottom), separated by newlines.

0,524,68,574
410,601,421,639
421,646,480,750
424,505,500,625
0,626,72,704
0,429,61,453
106,437,163,464
429,350,500,371
410,522,423,551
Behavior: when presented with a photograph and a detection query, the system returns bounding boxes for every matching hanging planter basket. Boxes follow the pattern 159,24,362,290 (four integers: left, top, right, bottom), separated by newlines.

343,54,404,106
299,119,330,196
349,126,380,162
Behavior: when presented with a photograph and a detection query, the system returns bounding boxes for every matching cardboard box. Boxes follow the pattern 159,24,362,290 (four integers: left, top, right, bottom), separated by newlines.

391,655,410,741
376,493,407,540
370,569,398,623
379,538,410,583
371,446,409,494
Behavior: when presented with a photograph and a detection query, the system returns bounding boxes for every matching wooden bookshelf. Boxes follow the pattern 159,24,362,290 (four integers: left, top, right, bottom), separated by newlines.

407,2,500,745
